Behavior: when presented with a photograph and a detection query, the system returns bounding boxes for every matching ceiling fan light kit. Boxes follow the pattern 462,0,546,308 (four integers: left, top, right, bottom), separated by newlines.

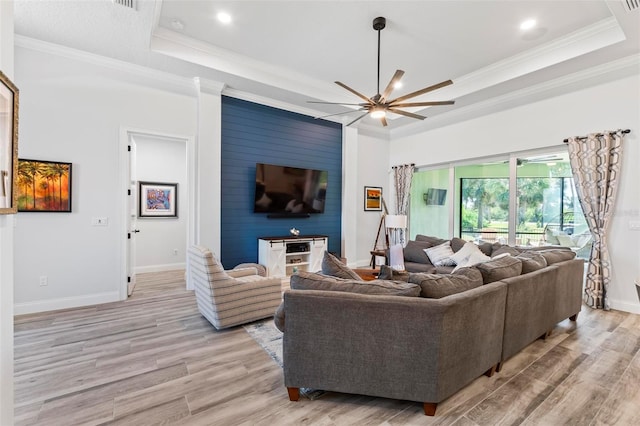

313,16,455,127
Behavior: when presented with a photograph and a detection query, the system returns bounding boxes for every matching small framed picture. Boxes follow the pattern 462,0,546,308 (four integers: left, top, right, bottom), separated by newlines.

364,186,382,211
0,71,19,214
138,181,177,218
17,159,72,212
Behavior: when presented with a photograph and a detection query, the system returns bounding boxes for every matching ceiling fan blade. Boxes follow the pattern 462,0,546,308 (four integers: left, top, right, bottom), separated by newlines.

346,112,369,127
335,81,373,104
380,116,388,127
307,101,369,106
388,108,427,120
379,69,405,103
389,100,455,108
315,109,366,120
388,79,453,104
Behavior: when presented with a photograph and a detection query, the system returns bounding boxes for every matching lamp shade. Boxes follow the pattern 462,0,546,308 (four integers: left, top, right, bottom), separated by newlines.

385,214,407,229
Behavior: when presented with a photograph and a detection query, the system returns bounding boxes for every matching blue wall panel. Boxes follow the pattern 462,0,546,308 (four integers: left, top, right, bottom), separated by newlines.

220,96,343,267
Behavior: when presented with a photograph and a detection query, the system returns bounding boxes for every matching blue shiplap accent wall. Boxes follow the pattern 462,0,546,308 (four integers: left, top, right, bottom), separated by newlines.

221,96,343,267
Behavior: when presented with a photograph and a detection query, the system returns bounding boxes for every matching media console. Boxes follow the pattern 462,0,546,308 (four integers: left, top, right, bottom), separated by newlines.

258,235,328,278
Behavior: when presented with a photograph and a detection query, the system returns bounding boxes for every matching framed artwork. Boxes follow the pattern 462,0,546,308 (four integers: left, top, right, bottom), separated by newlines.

17,159,72,212
0,71,19,214
364,186,382,211
138,181,177,218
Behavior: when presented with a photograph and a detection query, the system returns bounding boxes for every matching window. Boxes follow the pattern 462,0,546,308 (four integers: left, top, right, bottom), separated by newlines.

409,149,591,259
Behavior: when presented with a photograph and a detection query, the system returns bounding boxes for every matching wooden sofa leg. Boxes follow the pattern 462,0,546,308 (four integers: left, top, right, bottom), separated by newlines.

496,362,503,373
539,330,552,340
287,387,300,401
423,402,437,416
570,313,579,321
484,364,497,377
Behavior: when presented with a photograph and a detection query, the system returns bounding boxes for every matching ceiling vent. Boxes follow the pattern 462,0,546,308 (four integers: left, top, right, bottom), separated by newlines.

623,0,639,12
112,0,136,10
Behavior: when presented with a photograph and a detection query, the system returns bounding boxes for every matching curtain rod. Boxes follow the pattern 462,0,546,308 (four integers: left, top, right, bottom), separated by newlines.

563,129,630,143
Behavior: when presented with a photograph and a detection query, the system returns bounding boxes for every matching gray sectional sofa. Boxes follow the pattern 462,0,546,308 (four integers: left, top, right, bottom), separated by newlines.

279,242,584,416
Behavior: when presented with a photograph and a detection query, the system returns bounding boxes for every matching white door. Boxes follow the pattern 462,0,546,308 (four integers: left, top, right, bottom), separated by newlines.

309,238,327,271
126,140,138,296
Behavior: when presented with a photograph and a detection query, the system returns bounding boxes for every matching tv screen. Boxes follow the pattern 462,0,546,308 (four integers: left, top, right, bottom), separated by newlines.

254,163,328,214
424,188,447,206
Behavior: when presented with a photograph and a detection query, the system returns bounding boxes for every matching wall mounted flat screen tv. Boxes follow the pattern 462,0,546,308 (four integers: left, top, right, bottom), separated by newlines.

424,188,447,206
254,163,328,214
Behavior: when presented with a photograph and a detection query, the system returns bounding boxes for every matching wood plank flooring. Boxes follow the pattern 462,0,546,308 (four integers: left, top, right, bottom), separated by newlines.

14,270,640,425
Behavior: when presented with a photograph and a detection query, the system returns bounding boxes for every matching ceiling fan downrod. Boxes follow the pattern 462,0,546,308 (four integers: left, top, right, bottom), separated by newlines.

373,17,386,99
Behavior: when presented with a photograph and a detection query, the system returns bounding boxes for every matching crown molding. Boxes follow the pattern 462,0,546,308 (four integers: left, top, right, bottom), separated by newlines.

391,53,640,139
194,77,226,95
15,35,200,95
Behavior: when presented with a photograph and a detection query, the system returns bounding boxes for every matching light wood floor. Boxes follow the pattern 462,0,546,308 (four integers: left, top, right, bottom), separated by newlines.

14,271,640,425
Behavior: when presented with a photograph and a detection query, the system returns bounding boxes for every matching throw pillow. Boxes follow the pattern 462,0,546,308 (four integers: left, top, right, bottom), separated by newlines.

290,271,420,297
409,272,482,299
321,251,362,280
538,249,576,265
403,240,434,265
450,237,468,253
452,249,491,271
378,264,410,282
491,245,521,258
450,242,483,265
475,256,523,284
545,228,560,245
516,251,548,274
424,241,456,266
415,234,448,246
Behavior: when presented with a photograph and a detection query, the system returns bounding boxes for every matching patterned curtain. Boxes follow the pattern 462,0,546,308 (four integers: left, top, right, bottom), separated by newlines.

393,164,415,245
566,130,625,310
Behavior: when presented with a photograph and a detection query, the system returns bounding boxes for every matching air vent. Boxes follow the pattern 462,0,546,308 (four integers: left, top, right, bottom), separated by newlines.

623,0,639,12
112,0,136,10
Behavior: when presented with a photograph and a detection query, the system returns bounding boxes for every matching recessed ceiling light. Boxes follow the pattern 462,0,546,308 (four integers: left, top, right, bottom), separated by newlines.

217,11,232,24
520,19,537,31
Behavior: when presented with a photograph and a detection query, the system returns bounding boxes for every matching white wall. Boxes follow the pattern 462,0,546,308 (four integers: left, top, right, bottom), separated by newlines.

133,134,187,273
390,73,640,313
353,133,390,266
13,46,197,314
0,1,14,423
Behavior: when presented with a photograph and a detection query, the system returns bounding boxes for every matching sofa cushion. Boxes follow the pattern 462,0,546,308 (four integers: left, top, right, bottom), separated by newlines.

378,264,410,282
475,256,523,284
452,266,484,282
415,234,448,246
450,237,468,253
409,271,483,298
424,241,456,266
404,261,437,274
403,240,434,265
321,251,362,280
291,271,420,297
538,249,577,265
491,245,521,258
516,251,548,274
477,241,494,256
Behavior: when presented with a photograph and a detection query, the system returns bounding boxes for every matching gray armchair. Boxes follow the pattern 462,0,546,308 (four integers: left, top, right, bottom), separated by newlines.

187,245,282,329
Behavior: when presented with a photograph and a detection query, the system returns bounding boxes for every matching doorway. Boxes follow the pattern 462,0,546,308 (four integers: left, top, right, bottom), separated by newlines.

119,128,196,299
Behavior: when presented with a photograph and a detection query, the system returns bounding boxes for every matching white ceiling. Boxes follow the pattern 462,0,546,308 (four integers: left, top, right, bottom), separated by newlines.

13,0,640,136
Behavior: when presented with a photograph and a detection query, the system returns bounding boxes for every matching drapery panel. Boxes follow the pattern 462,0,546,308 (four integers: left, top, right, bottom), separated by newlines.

566,130,625,310
393,164,415,245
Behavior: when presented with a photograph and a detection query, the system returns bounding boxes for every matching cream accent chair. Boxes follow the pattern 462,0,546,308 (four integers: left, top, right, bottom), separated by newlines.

188,245,282,330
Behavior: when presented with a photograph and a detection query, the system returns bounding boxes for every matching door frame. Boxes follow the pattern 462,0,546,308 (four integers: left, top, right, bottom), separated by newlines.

118,126,197,300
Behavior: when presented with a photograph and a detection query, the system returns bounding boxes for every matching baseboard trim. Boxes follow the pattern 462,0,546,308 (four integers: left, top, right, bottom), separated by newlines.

609,298,640,315
135,263,186,274
14,291,121,316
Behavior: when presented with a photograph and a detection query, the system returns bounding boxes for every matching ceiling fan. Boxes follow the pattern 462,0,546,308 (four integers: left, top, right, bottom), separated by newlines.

310,17,455,127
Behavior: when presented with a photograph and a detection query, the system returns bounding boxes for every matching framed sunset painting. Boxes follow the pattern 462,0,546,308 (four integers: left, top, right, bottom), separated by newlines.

17,159,72,212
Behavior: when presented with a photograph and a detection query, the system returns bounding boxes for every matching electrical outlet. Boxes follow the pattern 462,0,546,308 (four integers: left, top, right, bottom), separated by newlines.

173,249,178,256
39,276,48,286
630,221,640,231
92,217,109,226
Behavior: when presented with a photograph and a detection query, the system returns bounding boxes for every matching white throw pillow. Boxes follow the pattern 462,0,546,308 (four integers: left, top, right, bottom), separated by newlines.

452,249,491,271
449,242,482,265
556,234,575,248
424,242,456,266
389,243,405,271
